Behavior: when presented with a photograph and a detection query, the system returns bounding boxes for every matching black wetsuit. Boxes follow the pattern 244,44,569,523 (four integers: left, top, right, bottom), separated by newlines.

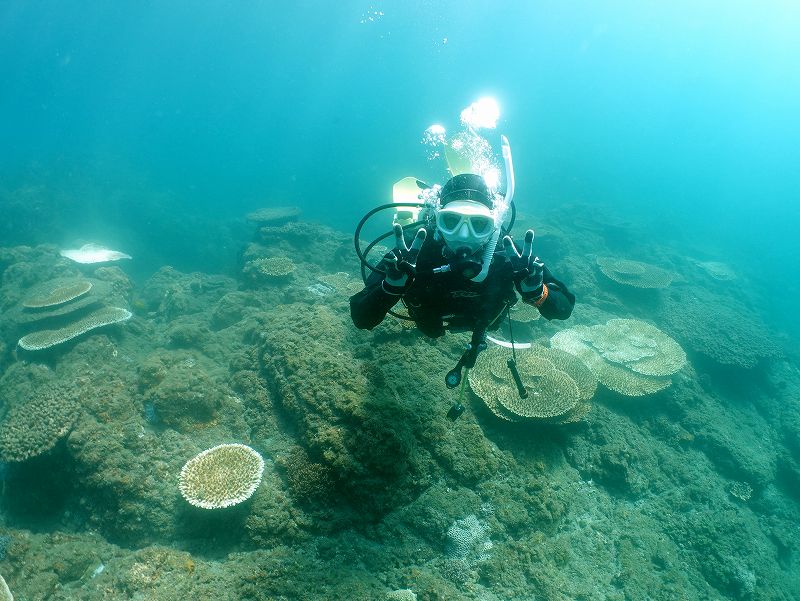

350,232,575,337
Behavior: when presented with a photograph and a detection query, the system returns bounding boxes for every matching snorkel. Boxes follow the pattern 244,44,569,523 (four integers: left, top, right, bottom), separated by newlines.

469,135,515,283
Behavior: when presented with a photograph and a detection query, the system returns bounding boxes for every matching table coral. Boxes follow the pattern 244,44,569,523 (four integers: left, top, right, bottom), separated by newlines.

179,443,265,509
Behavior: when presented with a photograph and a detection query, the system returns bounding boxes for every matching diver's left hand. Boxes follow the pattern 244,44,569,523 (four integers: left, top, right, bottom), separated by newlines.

503,229,544,296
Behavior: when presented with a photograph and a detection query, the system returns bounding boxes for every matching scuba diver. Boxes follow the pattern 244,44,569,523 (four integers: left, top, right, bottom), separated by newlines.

349,136,575,418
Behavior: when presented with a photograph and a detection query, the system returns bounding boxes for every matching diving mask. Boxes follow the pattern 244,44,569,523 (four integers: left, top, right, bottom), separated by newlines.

436,201,496,253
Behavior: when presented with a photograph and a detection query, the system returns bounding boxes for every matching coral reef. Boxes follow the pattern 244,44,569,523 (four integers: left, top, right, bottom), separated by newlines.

251,221,352,272
0,199,797,601
659,288,781,368
137,350,229,431
138,267,236,321
258,302,445,516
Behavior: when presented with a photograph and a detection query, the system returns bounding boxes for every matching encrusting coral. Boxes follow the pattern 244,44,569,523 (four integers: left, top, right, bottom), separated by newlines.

0,383,81,462
178,443,265,509
385,589,417,601
596,256,674,289
17,306,132,351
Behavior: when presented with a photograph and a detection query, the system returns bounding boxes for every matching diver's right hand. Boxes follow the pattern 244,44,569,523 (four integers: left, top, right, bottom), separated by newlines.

383,224,426,294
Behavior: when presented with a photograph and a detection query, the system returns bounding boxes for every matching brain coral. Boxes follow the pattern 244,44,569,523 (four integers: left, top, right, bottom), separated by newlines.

179,443,265,509
596,256,674,289
0,383,80,462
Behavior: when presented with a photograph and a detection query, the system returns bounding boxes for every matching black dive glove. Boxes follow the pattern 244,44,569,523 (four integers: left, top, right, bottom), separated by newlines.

503,229,546,301
382,224,427,295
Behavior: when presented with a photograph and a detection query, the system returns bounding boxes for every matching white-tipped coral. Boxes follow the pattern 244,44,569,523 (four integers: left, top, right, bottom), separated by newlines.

17,306,132,351
179,443,265,509
0,574,12,601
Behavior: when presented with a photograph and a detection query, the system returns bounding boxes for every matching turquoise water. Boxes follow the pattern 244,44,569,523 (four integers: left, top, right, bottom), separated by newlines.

1,3,799,600
3,3,798,301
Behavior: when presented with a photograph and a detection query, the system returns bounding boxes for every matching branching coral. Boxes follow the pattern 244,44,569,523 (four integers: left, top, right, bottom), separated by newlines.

0,383,80,461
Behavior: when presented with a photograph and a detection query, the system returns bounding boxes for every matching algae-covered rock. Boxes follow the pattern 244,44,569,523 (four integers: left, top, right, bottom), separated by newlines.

659,287,781,369
140,267,236,320
138,350,225,431
258,304,430,517
67,416,189,546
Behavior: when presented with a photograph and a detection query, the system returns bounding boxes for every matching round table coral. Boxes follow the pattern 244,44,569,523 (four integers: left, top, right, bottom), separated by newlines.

178,443,265,509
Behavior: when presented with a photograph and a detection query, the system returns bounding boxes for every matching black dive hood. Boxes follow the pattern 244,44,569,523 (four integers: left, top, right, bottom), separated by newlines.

439,173,493,209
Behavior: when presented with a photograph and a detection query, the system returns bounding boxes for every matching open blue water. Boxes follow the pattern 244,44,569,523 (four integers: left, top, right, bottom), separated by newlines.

2,2,797,317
